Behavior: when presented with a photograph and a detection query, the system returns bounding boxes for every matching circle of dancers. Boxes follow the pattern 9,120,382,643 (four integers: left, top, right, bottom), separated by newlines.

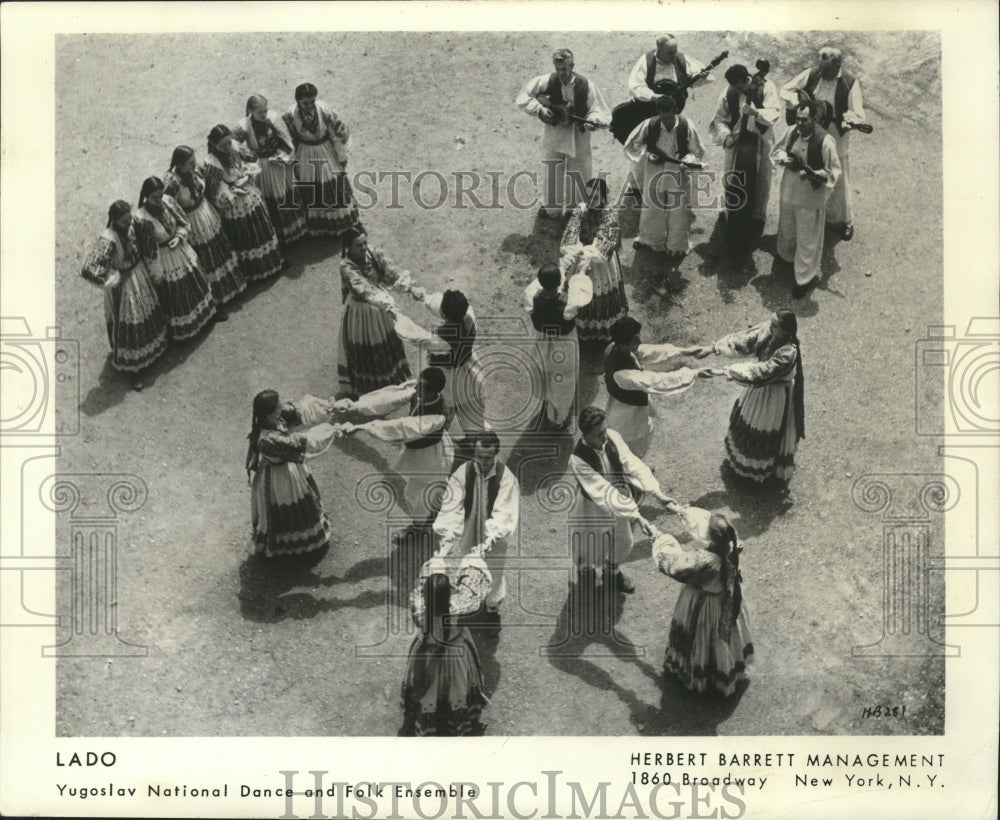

79,39,867,735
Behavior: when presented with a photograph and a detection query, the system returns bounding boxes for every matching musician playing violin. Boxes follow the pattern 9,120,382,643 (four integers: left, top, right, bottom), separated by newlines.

770,100,841,298
516,48,612,218
780,46,866,240
709,63,781,233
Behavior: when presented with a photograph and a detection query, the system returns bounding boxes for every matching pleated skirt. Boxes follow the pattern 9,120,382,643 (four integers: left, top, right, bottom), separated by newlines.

103,266,169,373
145,241,216,340
337,294,411,397
293,142,360,237
724,381,798,482
259,158,307,245
574,254,628,342
217,185,284,282
184,198,247,304
663,585,754,697
251,461,332,557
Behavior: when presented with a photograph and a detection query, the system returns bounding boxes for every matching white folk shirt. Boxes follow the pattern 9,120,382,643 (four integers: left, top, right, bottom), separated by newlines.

770,129,842,210
516,73,612,157
569,428,662,523
779,68,866,129
627,52,714,102
708,81,782,149
434,461,519,555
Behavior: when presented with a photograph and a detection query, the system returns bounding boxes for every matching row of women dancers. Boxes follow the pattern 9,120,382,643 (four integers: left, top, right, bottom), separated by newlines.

80,85,361,389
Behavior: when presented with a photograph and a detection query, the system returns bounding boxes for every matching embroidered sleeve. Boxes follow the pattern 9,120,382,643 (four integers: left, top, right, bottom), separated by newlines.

133,219,158,261
282,109,300,146
593,208,621,256
715,321,769,356
371,249,412,290
340,258,396,309
163,196,190,241
271,113,297,157
163,171,181,198
727,343,797,385
256,428,307,462
80,236,116,285
483,467,519,546
655,542,720,585
570,454,641,520
321,104,350,164
202,160,233,209
560,207,583,248
232,119,250,144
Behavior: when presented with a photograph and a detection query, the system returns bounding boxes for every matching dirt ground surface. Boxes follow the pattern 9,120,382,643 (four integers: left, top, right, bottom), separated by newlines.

53,31,945,737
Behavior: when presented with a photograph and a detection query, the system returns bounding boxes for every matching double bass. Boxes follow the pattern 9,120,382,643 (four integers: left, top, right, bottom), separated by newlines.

724,59,770,246
610,50,730,145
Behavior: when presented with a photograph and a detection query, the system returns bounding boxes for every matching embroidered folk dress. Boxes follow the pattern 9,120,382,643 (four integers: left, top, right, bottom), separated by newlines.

560,204,628,342
80,218,169,373
654,532,753,697
337,247,415,397
283,100,360,237
346,380,454,520
250,400,337,557
233,112,307,246
203,147,284,282
400,619,488,736
714,321,802,482
136,197,216,341
568,428,663,573
163,169,247,305
624,116,706,255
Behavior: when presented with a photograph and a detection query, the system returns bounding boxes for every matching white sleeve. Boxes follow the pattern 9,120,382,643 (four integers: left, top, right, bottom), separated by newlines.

614,367,699,396
432,468,467,550
844,78,865,124
354,414,447,443
515,75,549,116
585,83,612,126
393,311,450,353
351,381,417,417
624,119,652,163
822,134,842,188
636,342,685,367
570,455,641,520
779,68,812,107
609,429,661,493
755,80,782,129
484,468,519,545
628,54,655,101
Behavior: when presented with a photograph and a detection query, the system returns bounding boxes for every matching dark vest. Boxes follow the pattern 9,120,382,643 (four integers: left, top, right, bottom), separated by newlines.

645,50,689,89
805,66,855,127
429,316,476,370
645,116,690,159
462,461,505,521
786,128,825,171
531,290,575,335
404,392,445,450
573,438,642,504
605,346,648,407
545,72,591,118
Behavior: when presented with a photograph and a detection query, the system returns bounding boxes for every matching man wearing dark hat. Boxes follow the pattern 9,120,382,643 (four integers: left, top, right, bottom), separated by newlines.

709,62,781,232
516,49,612,217
780,46,866,240
623,92,706,258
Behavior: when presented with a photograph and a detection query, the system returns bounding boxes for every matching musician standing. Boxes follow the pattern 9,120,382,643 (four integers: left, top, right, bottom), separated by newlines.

709,63,781,230
770,100,841,298
624,94,706,258
516,49,612,218
779,47,866,241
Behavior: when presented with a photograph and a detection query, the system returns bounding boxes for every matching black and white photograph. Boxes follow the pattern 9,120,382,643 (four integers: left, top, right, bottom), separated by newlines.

1,2,997,819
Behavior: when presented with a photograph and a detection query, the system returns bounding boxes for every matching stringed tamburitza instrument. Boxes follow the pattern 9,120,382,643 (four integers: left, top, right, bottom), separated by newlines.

535,94,606,129
725,59,771,245
610,50,729,144
786,90,874,135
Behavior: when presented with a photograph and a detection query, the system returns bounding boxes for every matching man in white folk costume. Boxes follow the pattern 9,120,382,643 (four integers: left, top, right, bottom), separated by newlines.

569,406,679,593
516,48,612,217
770,99,842,298
433,431,520,634
780,46,866,241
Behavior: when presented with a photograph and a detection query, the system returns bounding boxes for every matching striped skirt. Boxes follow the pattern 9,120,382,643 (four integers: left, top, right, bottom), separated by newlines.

337,294,411,397
103,265,169,373
145,241,216,341
663,585,754,697
251,461,332,557
724,381,798,482
184,198,247,305
217,185,284,282
293,141,361,237
400,630,488,736
574,253,628,342
259,157,307,245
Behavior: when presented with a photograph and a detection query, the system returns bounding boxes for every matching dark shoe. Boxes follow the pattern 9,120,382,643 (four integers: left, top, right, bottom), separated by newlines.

212,310,228,323
841,223,854,241
608,565,635,594
791,277,819,299
131,377,145,392
633,240,651,251
575,567,597,588
482,607,502,637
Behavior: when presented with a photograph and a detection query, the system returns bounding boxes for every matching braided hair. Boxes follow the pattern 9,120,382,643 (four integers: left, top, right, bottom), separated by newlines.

707,514,742,623
245,390,281,482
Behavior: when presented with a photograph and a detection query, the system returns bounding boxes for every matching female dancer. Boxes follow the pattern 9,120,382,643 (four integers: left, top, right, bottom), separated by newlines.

283,82,361,238
136,177,218,338
80,200,169,390
204,124,284,282
164,146,247,308
400,573,488,736
245,390,339,557
559,178,628,343
705,310,805,484
233,94,306,246
655,514,753,696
